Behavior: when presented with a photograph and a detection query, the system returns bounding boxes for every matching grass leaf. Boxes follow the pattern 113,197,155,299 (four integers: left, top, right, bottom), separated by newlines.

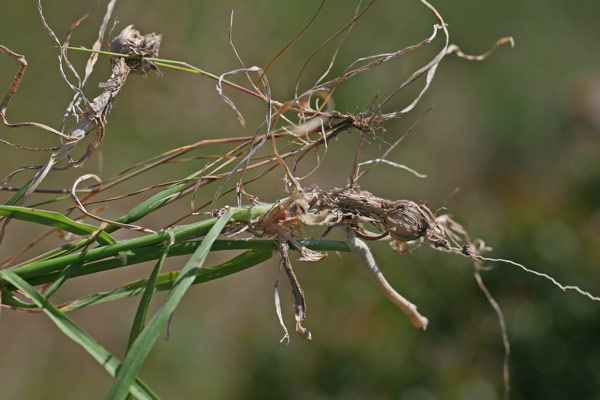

61,248,273,311
106,179,190,234
0,205,115,245
107,210,233,400
0,270,160,400
10,173,195,269
43,262,83,299
8,204,273,281
127,238,173,349
4,180,32,206
15,239,347,288
123,242,174,400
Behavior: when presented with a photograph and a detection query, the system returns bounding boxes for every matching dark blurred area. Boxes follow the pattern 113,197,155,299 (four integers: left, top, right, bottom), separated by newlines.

1,1,599,399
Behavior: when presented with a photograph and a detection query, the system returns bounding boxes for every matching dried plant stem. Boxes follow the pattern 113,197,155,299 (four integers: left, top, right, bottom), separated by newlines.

277,238,312,339
70,174,156,234
342,227,428,329
0,45,67,139
1,26,162,209
473,267,511,400
477,256,600,302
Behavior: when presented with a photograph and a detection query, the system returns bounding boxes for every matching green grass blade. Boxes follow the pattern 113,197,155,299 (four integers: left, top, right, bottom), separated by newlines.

0,205,115,245
107,173,197,233
11,173,195,270
1,289,37,308
8,204,272,280
5,180,32,206
14,239,348,288
124,248,172,400
107,210,233,400
29,194,72,208
22,242,202,287
61,248,273,312
0,270,160,400
9,180,192,270
60,46,263,100
107,186,183,233
43,262,82,299
127,239,173,350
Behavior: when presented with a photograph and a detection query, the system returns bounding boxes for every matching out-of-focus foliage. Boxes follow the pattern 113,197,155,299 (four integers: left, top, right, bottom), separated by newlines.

0,1,599,399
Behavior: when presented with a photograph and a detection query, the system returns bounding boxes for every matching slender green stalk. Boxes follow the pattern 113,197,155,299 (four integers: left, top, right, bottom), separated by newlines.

60,46,265,100
11,171,196,269
62,248,273,312
5,180,32,205
127,239,172,349
8,203,273,280
0,205,115,245
43,262,82,299
19,239,347,287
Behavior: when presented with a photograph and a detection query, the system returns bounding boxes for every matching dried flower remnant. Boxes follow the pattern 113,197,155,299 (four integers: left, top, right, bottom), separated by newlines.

0,26,162,209
247,186,452,334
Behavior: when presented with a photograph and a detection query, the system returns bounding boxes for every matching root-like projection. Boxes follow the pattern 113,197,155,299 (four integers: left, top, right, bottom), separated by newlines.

236,184,596,400
245,186,452,333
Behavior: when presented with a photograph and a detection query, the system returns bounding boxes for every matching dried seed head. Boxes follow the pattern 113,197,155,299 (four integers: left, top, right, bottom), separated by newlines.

383,201,428,241
109,25,162,75
384,201,449,249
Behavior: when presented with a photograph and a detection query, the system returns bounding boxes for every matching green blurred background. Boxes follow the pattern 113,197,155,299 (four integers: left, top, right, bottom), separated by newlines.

1,1,599,399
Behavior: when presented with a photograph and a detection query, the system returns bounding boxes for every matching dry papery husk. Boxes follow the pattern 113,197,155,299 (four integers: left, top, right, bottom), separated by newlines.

250,187,450,337
253,187,450,250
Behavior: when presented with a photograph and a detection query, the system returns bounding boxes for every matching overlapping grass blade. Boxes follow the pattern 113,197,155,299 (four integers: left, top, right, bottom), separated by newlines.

61,248,273,311
106,177,191,234
127,239,173,350
10,173,194,269
107,210,233,400
43,262,83,299
0,205,115,245
8,204,273,281
14,239,348,288
0,270,160,400
5,181,31,206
